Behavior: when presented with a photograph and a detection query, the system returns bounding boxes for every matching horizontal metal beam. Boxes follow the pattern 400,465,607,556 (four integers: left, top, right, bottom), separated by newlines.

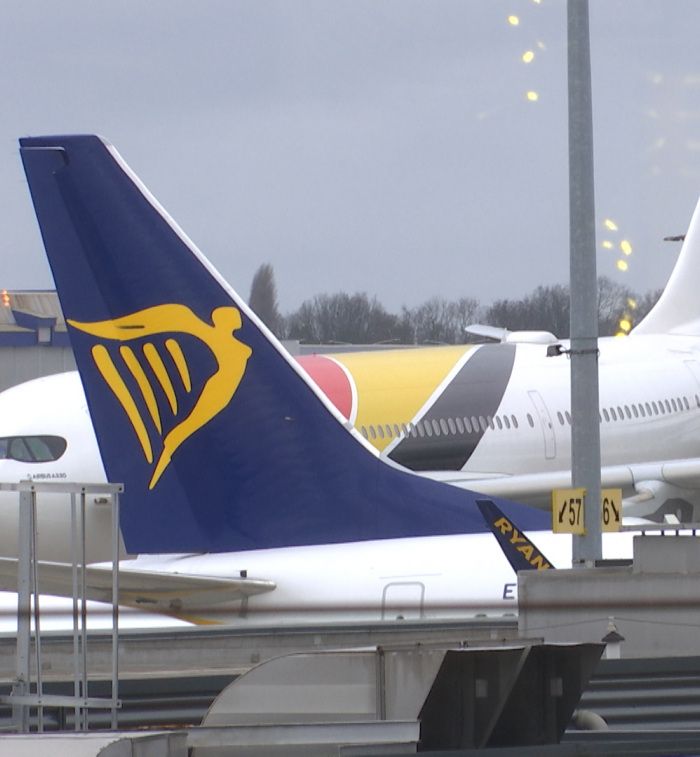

0,693,121,709
0,482,123,494
187,720,420,748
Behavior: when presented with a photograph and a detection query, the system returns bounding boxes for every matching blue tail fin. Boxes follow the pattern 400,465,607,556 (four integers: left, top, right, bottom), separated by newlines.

476,500,553,571
19,135,549,554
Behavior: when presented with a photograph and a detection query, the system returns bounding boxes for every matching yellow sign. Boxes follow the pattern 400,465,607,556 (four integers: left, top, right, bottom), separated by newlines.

552,488,586,534
552,487,624,534
601,488,622,532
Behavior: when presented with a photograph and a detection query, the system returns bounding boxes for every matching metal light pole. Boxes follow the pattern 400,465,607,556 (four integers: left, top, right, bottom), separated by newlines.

568,0,602,564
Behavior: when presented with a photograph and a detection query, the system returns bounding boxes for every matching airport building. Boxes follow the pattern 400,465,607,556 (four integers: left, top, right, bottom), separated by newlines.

0,291,75,392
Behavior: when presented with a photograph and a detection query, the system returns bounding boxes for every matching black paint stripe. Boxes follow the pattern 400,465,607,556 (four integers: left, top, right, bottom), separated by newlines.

389,343,516,470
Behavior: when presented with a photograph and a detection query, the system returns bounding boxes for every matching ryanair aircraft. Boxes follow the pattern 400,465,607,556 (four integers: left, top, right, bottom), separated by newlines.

0,134,695,623
0,133,588,625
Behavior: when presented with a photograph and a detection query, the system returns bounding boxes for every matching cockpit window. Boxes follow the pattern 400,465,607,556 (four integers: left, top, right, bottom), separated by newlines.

0,435,67,463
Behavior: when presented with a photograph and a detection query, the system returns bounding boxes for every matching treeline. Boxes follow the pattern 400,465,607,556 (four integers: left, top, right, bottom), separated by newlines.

248,264,662,344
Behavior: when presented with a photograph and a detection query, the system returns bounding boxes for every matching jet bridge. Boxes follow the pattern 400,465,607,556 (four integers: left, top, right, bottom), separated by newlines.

191,640,603,755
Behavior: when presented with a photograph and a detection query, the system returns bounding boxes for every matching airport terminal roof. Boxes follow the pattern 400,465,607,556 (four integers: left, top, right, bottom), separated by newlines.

0,290,69,346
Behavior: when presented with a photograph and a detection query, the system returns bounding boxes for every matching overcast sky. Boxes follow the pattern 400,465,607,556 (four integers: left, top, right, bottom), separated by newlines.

1,0,699,315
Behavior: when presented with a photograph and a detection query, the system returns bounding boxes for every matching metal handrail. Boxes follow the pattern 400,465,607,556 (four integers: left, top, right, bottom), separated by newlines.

0,481,123,732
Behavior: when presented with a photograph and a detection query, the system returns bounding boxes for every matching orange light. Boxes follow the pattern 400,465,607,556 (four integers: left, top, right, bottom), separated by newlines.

1,290,10,308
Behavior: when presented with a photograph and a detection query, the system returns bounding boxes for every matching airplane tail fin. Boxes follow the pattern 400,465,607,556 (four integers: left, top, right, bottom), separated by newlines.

476,499,553,571
19,135,548,555
632,194,700,335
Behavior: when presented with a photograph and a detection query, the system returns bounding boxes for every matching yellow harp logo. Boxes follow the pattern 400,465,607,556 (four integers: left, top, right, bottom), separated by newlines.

68,304,252,489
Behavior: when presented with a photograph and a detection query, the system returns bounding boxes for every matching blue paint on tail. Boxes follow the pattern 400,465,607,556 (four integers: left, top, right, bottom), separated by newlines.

20,135,549,554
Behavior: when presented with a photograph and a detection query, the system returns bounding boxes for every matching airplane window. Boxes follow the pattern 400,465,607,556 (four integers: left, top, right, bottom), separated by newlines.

471,416,479,432
360,426,369,439
527,413,534,428
455,417,465,434
644,402,651,416
447,418,456,435
565,411,572,425
684,397,690,410
511,415,519,429
369,426,377,439
557,411,564,425
624,405,632,419
696,395,700,408
464,417,473,433
487,416,495,430
425,422,433,438
617,406,624,419
400,423,408,436
610,408,617,421
9,438,32,462
393,424,400,437
439,419,449,436
417,423,425,438
665,400,672,413
632,404,639,418
0,435,67,463
671,398,678,412
503,415,511,429
377,425,385,439
495,416,503,430
478,416,488,432
603,408,610,422
652,401,659,415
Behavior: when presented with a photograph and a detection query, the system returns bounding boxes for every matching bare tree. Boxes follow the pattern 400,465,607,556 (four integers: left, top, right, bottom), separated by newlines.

249,263,283,336
402,297,481,344
485,285,570,337
286,292,408,344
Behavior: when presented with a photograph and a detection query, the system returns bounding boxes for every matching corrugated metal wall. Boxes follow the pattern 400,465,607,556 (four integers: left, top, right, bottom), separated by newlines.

0,345,76,393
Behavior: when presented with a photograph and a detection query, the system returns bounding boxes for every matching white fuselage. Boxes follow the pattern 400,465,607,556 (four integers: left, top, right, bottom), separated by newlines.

120,531,632,625
464,334,700,476
0,332,690,625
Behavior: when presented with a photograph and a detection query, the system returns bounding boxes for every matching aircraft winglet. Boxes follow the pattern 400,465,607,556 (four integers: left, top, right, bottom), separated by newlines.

476,499,553,571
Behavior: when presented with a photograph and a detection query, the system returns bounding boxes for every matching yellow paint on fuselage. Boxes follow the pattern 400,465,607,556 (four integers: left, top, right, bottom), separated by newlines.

332,345,474,451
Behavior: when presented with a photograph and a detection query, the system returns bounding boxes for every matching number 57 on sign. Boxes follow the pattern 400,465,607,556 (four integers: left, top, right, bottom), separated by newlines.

552,488,622,534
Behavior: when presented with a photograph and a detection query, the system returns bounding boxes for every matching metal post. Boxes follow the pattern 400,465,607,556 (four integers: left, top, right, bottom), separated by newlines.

111,490,120,729
30,491,43,732
70,492,80,730
12,487,32,732
568,0,602,564
80,490,88,730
